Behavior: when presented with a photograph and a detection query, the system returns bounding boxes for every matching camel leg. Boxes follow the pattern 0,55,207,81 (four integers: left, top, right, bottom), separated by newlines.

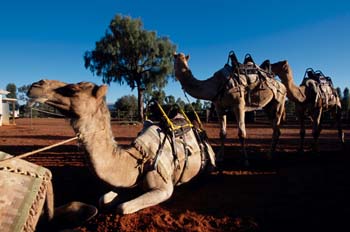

234,104,248,166
298,108,306,153
336,107,345,147
268,103,284,159
311,107,322,153
99,191,119,209
116,170,174,214
215,106,226,162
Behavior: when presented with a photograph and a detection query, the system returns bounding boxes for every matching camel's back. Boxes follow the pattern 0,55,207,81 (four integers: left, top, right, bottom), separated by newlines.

133,120,215,184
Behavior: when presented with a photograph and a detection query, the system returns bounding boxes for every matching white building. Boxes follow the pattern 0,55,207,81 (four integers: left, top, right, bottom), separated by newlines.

0,89,17,126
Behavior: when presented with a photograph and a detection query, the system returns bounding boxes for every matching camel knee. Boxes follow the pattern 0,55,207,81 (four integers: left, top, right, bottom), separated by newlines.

117,188,172,215
99,191,119,208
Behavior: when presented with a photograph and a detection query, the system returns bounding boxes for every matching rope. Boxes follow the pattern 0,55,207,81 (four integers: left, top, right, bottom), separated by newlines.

30,107,65,117
0,136,78,164
183,91,204,131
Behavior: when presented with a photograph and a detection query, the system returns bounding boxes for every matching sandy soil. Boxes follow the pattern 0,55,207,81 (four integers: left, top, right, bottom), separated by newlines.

1,118,349,232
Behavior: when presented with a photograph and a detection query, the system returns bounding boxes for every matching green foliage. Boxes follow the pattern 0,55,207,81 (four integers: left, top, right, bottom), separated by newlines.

342,87,350,112
144,89,166,104
175,98,186,109
17,84,31,103
84,14,177,121
6,83,17,99
184,99,202,112
164,95,176,105
115,95,137,117
285,99,296,115
336,87,342,99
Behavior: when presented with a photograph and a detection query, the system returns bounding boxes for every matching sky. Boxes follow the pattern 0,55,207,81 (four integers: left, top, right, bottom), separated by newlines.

0,0,349,104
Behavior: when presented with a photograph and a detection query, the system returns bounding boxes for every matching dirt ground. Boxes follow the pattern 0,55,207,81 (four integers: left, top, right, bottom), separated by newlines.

1,118,350,232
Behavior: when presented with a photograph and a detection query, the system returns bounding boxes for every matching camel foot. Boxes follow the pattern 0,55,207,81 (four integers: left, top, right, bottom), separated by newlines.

99,191,119,209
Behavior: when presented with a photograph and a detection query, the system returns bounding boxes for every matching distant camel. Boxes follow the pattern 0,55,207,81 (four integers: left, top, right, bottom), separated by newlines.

271,61,344,152
27,79,215,214
174,52,286,165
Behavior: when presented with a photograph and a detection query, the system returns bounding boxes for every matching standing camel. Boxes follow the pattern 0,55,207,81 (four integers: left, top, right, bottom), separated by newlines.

27,79,215,215
271,60,344,152
174,52,287,165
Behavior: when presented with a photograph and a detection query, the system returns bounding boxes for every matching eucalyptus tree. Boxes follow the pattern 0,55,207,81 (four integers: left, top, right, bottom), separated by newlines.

84,15,177,121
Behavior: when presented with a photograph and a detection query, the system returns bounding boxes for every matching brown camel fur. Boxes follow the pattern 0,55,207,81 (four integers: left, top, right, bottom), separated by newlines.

174,52,287,165
27,79,215,215
271,60,344,152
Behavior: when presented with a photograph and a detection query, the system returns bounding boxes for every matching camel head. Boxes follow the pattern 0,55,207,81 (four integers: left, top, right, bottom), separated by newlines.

270,60,289,75
173,52,190,79
27,79,108,118
270,60,294,82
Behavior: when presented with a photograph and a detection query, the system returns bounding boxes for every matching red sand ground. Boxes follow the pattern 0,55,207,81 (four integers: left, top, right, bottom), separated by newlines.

1,118,349,232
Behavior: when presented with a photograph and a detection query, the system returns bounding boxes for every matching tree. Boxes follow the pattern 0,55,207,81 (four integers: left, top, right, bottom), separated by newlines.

164,95,176,105
17,84,31,116
17,84,31,103
144,89,166,105
84,15,177,121
115,95,138,120
6,83,17,99
336,87,342,99
343,87,350,121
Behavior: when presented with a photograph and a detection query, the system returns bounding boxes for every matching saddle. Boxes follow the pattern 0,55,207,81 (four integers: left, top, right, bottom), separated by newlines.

217,51,279,105
303,68,336,106
135,101,215,184
304,68,333,86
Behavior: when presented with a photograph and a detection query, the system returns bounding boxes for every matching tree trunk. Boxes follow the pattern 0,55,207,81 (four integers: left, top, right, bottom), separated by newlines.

137,87,144,122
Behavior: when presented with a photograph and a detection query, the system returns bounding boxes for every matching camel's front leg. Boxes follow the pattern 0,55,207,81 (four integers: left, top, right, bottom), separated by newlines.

218,114,227,162
298,108,306,153
311,107,322,153
214,105,226,162
117,170,174,214
336,107,345,148
268,103,284,159
234,104,248,166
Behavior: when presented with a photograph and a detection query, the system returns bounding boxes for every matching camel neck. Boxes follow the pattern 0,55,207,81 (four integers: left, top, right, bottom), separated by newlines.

175,69,222,101
280,75,306,103
71,103,117,179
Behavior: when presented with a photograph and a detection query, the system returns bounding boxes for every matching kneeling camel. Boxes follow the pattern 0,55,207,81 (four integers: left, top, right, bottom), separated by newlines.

27,79,215,214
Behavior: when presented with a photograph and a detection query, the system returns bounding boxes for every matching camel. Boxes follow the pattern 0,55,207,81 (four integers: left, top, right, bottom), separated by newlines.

27,79,215,215
173,52,287,165
271,60,344,152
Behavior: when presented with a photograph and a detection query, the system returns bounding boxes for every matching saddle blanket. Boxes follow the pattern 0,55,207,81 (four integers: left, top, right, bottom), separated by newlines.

133,121,215,184
0,151,52,232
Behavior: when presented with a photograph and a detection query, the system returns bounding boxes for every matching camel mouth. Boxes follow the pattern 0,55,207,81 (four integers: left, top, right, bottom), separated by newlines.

27,97,48,107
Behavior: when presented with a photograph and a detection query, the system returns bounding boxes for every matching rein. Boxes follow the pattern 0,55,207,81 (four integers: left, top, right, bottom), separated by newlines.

0,136,78,164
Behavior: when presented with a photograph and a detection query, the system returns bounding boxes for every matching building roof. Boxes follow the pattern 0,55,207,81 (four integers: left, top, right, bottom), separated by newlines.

0,89,10,95
2,97,17,102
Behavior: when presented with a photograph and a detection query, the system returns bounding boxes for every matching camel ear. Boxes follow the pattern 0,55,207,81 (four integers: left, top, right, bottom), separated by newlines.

96,85,108,99
173,52,178,58
186,55,190,61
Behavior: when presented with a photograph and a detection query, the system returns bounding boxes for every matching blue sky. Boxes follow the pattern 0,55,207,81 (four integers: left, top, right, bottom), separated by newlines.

1,0,349,104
